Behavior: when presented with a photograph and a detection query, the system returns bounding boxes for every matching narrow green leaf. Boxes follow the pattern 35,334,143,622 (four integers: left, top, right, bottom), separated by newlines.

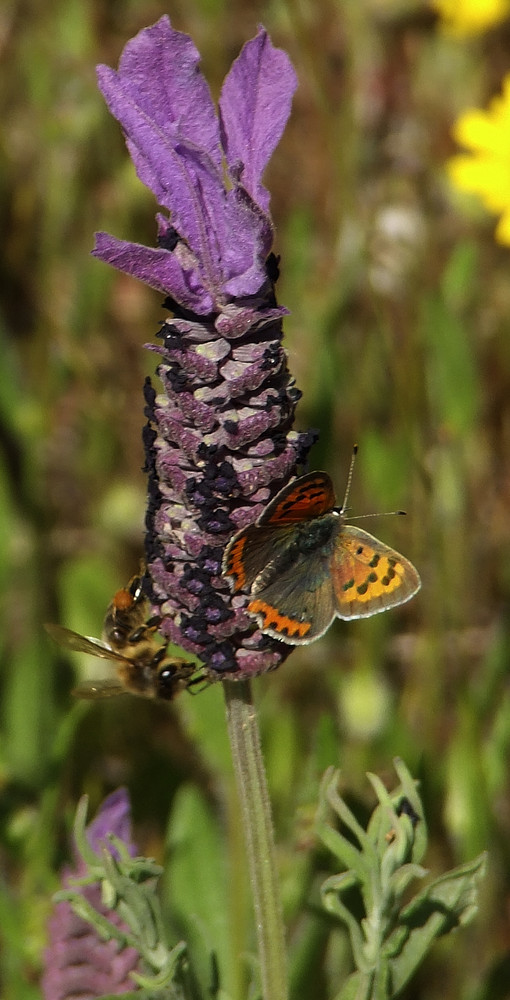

387,853,487,995
400,852,487,928
334,969,371,1000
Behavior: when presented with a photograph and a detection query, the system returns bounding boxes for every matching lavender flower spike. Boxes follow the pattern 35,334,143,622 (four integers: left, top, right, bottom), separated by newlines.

93,17,316,678
42,789,140,1000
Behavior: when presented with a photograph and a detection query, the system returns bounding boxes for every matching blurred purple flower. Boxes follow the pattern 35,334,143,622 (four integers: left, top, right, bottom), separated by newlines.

42,789,140,1000
93,17,316,678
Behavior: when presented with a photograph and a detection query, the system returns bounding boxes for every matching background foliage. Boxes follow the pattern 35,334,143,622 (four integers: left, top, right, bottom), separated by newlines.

1,1,510,997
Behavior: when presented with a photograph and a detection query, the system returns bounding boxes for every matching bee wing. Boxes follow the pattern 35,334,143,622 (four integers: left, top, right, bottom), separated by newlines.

44,623,127,663
72,679,127,700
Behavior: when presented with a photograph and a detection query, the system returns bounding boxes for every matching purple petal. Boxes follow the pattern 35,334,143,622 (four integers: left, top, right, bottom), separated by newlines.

86,787,136,858
219,27,298,212
92,232,215,312
220,187,273,297
93,18,293,310
114,16,221,167
97,61,226,278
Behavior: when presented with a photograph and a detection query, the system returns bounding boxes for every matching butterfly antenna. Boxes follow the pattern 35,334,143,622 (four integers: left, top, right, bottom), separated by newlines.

349,510,407,521
341,445,407,520
341,444,358,512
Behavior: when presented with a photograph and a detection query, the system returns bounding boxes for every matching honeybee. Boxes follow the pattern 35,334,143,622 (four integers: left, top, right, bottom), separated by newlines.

102,574,154,651
45,575,201,700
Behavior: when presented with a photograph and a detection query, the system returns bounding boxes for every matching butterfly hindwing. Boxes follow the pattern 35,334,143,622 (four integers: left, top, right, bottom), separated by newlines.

248,569,337,644
331,525,421,619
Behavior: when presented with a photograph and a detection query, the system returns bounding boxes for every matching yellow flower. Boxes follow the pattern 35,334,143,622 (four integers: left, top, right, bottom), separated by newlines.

448,76,510,245
431,0,510,35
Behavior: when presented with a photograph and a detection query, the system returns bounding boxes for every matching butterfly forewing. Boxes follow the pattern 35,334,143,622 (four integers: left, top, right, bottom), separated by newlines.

222,473,336,593
331,525,421,619
259,472,336,525
223,528,257,592
224,520,298,591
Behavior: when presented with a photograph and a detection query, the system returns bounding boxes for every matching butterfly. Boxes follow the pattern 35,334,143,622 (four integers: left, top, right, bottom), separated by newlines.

222,465,421,645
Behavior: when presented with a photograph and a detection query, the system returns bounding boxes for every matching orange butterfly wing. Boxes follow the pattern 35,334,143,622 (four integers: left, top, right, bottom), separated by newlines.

259,472,336,525
331,525,421,619
223,472,336,592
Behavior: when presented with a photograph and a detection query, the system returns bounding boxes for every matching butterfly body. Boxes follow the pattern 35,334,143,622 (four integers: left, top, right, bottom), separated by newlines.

223,471,421,645
247,514,338,593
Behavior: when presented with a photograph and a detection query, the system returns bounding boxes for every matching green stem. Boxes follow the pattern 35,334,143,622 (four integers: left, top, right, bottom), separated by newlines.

223,679,288,1000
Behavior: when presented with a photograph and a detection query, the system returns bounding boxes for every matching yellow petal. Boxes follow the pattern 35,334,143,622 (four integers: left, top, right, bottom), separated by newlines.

453,109,510,156
432,0,510,35
494,210,510,245
448,155,510,210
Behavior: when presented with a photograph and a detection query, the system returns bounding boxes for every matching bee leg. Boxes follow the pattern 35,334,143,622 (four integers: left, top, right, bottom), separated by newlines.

126,623,158,645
